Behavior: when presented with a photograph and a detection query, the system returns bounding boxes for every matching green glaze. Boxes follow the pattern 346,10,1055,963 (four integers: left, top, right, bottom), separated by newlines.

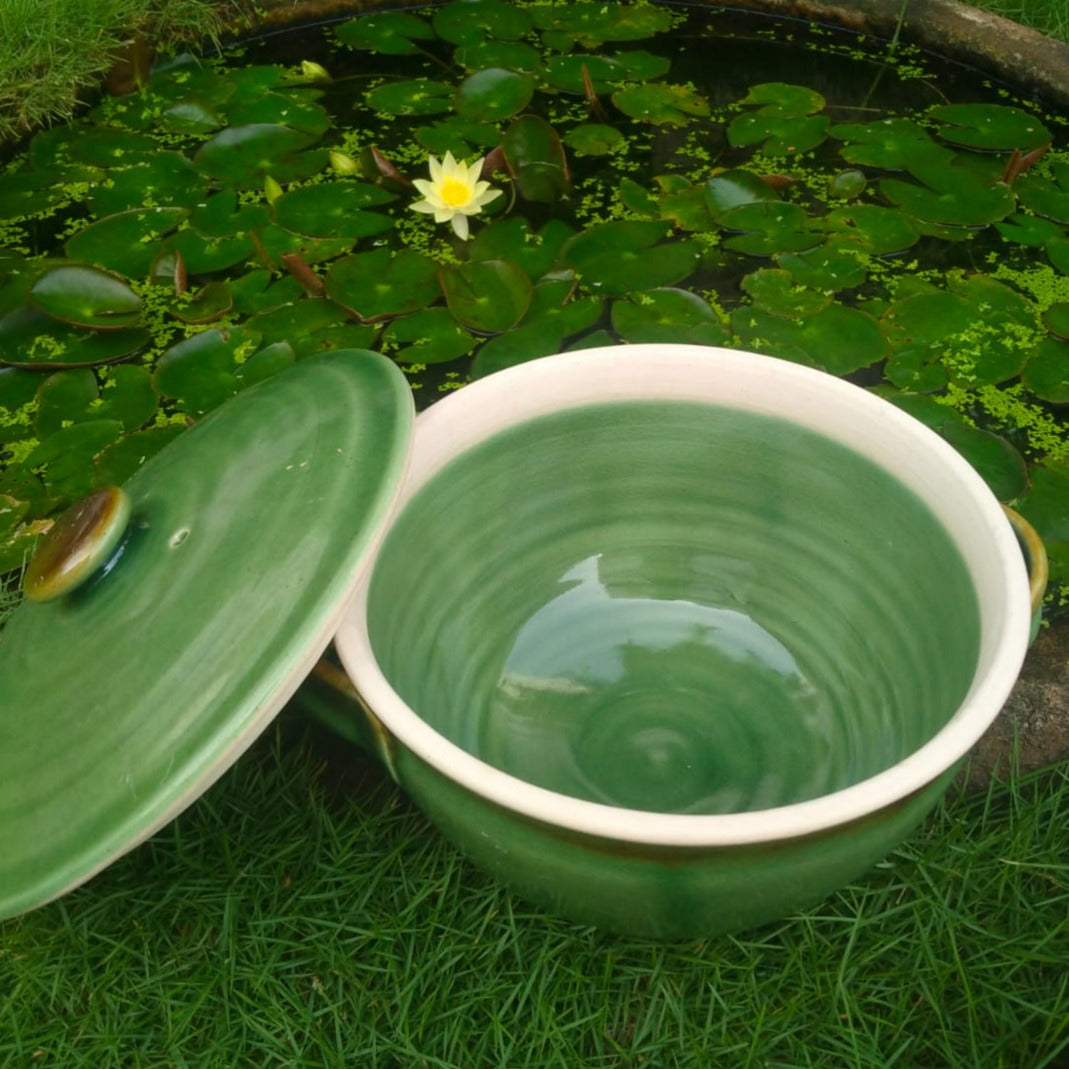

0,350,412,919
397,740,957,940
368,403,981,815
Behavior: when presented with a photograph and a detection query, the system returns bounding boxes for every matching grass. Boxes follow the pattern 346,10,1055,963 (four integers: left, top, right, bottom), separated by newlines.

0,0,247,143
1,711,1067,1068
966,0,1069,43
0,2,1068,1065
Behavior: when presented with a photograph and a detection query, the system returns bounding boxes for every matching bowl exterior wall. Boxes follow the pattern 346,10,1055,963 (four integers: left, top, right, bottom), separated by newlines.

393,735,955,939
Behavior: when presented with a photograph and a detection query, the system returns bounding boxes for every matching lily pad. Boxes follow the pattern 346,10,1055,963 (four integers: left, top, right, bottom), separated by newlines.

24,420,125,499
170,281,234,324
255,226,357,267
165,230,255,275
996,212,1069,248
737,82,825,115
66,127,159,168
28,266,141,330
416,116,501,155
883,277,1033,388
886,391,1029,499
65,207,188,277
823,204,919,255
229,272,305,316
454,41,542,73
741,269,831,319
334,11,436,54
930,103,1050,153
159,97,224,135
1047,236,1069,275
560,220,700,295
612,83,709,125
880,166,1016,228
529,1,677,49
87,153,206,216
35,365,157,437
433,0,531,44
542,51,670,94
720,202,815,256
244,299,349,344
225,91,331,138
1042,303,1069,340
728,113,829,155
938,421,1029,501
502,115,571,203
610,288,728,345
0,170,69,220
732,303,887,375
441,259,532,332
830,118,955,172
92,425,185,488
704,170,780,220
325,248,441,321
287,323,379,359
728,82,828,155
1022,337,1069,403
187,191,271,238
0,308,149,370
470,281,603,377
777,245,866,290
382,307,476,364
153,327,270,416
1016,165,1069,225
0,365,39,415
193,124,321,187
655,180,713,231
468,217,576,282
367,80,454,117
563,123,626,156
273,181,396,239
454,68,534,122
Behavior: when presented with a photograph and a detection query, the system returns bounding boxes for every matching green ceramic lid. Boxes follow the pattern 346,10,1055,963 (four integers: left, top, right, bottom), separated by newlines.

0,350,413,918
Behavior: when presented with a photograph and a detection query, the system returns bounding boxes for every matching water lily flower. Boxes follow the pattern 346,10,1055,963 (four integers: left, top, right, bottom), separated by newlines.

410,151,501,240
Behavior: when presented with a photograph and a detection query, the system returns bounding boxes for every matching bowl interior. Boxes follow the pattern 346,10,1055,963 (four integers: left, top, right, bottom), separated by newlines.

366,400,980,815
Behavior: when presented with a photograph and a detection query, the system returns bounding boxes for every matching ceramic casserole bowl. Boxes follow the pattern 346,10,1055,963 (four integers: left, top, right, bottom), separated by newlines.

333,343,1035,938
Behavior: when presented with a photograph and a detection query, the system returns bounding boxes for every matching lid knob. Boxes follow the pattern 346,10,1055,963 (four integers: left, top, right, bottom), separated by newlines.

23,486,131,602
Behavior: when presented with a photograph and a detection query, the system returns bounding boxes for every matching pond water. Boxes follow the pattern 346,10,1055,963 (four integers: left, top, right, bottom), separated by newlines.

0,0,1067,611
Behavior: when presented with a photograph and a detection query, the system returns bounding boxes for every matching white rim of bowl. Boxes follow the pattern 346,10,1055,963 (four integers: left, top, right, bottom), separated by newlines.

335,344,1033,847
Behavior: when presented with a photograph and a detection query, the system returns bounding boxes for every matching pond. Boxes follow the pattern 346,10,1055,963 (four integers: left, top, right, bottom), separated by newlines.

0,0,1067,616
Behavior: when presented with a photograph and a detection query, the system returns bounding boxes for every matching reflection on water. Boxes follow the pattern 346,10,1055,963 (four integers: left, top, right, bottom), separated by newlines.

477,554,837,813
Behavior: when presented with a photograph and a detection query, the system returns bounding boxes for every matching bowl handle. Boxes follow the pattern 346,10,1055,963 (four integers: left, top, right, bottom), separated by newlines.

297,659,400,781
1002,505,1048,635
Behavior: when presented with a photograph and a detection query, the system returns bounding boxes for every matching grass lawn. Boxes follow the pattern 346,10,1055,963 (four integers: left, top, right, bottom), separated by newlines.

2,712,1067,1067
968,0,1069,42
1,1,1068,1066
0,0,245,142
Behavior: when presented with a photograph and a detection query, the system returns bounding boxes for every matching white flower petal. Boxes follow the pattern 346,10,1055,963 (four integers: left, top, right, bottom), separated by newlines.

451,213,470,240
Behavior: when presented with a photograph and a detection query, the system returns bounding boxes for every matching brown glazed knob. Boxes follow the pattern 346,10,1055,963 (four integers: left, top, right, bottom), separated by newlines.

22,486,131,602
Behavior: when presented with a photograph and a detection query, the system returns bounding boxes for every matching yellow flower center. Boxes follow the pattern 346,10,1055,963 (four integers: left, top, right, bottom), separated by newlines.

438,176,472,208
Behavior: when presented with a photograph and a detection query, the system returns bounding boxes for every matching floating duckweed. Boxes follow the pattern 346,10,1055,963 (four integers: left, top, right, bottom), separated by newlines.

0,1,1067,608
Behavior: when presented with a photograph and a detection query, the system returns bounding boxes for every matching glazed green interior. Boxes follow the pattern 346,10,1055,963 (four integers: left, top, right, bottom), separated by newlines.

368,401,981,814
